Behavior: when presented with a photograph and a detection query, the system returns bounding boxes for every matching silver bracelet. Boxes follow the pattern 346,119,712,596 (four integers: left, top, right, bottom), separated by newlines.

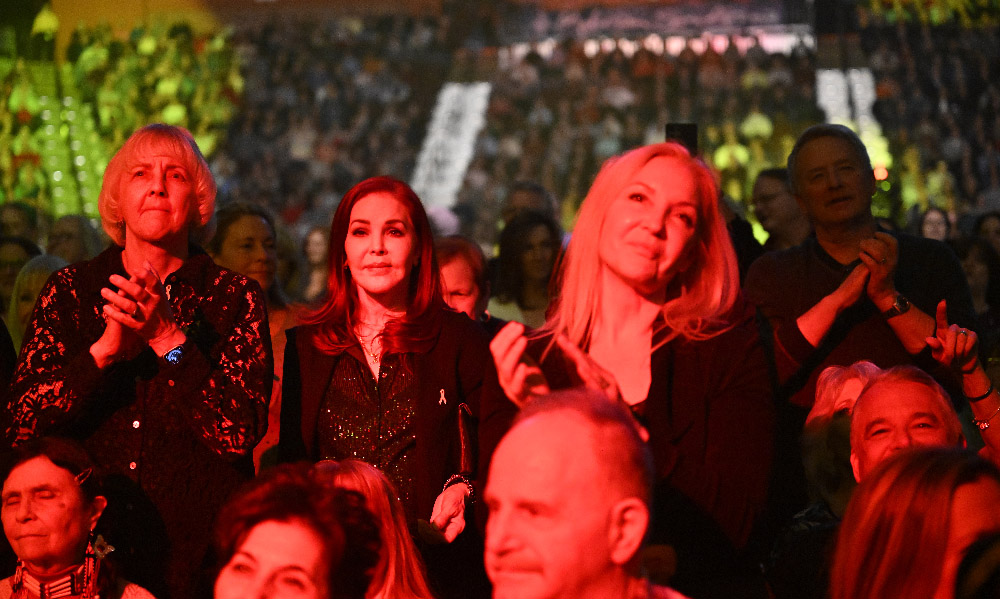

443,474,474,503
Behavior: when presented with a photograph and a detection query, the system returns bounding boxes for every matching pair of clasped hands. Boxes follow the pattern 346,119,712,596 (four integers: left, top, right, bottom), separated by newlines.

836,232,979,372
90,262,181,368
831,231,902,310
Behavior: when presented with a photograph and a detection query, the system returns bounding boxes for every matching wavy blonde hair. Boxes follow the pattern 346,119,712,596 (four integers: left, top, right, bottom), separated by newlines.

98,124,216,247
540,142,739,349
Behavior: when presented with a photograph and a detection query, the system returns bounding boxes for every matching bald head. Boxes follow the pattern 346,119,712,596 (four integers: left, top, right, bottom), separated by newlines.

515,389,652,502
485,390,652,599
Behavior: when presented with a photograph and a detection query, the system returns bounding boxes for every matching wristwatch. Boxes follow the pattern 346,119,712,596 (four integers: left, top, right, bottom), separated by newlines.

161,344,185,365
880,294,911,319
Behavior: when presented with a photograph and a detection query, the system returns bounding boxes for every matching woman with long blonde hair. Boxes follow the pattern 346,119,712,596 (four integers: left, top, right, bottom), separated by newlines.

491,142,773,596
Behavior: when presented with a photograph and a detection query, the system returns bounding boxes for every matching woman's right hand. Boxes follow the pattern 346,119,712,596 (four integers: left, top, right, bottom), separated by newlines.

90,274,144,369
490,321,550,408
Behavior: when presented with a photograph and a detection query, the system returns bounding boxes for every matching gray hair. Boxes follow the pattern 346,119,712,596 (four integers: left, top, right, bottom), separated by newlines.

787,124,873,195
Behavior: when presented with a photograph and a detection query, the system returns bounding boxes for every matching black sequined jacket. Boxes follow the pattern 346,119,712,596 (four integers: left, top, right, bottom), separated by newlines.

4,244,272,599
280,309,515,521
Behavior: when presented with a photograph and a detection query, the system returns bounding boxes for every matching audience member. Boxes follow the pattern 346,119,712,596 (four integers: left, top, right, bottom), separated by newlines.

0,437,155,599
498,181,559,228
435,235,505,337
488,211,560,329
485,389,690,599
213,462,380,599
920,206,952,241
750,167,811,252
955,530,1000,599
831,447,1000,599
746,124,977,408
951,237,1000,378
834,300,1000,485
208,202,297,472
765,361,880,599
491,142,773,598
301,225,330,305
279,176,515,599
5,124,272,599
315,459,437,599
46,215,104,265
975,212,1000,256
0,203,39,244
0,236,42,318
850,365,965,481
6,254,67,350
805,360,882,430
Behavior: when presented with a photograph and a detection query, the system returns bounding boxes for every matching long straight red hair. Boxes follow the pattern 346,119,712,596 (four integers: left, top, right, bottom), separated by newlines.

300,176,444,355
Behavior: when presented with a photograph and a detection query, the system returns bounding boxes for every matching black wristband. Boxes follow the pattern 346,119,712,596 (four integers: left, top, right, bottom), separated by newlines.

967,382,995,403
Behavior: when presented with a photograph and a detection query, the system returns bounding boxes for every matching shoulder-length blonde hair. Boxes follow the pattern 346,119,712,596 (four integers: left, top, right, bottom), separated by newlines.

98,124,216,247
317,459,436,599
831,447,1000,599
541,142,739,349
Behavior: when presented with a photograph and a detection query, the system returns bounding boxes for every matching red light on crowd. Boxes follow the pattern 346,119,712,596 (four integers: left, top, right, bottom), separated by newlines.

874,166,889,181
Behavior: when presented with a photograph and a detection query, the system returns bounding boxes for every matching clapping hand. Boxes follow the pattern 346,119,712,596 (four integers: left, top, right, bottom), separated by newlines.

101,261,181,347
858,232,899,305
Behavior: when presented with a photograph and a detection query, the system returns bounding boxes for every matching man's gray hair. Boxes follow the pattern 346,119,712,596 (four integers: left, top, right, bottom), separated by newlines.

787,124,873,195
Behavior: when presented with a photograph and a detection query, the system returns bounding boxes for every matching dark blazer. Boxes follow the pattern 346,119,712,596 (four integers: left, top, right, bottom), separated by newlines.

280,309,515,520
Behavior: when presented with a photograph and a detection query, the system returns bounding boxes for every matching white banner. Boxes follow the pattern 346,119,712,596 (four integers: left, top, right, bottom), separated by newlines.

411,82,491,210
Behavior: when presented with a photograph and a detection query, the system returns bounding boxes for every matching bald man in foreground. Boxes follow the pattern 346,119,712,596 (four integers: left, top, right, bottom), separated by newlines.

484,389,689,599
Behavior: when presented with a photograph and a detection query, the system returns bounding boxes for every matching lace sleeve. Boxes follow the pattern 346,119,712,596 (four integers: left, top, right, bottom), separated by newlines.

6,268,108,444
157,272,272,458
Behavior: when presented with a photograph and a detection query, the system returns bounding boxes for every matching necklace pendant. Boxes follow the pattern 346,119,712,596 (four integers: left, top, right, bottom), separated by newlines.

439,389,447,405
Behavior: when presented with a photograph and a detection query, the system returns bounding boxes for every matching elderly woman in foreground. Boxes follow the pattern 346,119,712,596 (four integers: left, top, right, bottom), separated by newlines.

5,124,271,598
0,437,155,599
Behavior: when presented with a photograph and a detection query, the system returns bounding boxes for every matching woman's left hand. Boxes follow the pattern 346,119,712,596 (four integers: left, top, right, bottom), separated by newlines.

430,483,469,543
925,299,979,374
101,262,183,349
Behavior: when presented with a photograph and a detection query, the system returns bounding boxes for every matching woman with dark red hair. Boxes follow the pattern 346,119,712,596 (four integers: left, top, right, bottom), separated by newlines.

279,176,514,598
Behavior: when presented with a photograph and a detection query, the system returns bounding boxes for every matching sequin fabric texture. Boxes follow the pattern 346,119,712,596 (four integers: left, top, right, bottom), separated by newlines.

317,352,418,517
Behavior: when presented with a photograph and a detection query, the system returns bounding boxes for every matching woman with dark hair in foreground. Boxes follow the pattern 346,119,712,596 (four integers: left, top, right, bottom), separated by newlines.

213,462,380,599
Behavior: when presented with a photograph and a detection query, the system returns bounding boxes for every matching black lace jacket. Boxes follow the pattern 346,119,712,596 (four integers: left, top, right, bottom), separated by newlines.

4,245,271,598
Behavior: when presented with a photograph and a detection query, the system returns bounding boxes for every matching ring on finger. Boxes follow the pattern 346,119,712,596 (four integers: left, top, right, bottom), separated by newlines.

959,330,969,336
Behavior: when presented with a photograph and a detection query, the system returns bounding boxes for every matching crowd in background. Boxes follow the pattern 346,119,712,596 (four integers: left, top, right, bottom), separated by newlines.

452,33,822,242
0,6,1000,599
861,18,1000,226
